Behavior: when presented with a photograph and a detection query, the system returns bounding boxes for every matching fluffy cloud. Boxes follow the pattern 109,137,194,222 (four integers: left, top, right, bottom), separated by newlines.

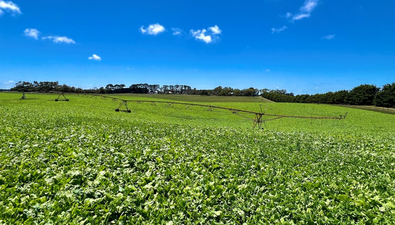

24,28,39,39
0,0,21,15
292,0,319,21
271,26,287,34
209,25,222,35
42,36,76,44
322,34,335,40
24,29,75,44
88,54,101,61
190,25,222,44
190,29,212,43
140,23,165,35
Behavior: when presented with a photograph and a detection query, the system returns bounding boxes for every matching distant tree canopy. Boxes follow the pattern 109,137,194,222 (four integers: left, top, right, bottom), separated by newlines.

11,81,83,93
197,86,260,96
261,83,395,108
374,83,395,107
345,84,379,105
9,81,395,108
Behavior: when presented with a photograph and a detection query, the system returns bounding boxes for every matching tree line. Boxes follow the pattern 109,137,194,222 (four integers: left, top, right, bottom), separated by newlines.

261,83,395,108
9,81,261,97
100,84,261,96
10,81,85,93
101,83,193,94
8,81,395,107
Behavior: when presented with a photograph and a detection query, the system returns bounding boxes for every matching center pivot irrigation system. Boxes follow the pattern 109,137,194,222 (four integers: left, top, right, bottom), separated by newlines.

93,95,348,129
55,92,69,101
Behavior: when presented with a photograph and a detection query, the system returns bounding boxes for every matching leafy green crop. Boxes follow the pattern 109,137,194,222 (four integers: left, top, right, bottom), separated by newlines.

0,93,394,224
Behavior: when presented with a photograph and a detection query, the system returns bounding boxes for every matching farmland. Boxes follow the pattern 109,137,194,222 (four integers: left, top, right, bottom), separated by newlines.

1,92,395,224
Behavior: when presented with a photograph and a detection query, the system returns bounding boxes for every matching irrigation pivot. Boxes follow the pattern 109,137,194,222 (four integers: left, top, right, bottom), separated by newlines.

115,100,132,113
92,94,348,129
55,92,69,101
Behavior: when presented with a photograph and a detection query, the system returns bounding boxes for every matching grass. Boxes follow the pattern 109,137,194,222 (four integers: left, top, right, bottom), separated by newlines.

339,104,395,115
100,93,395,136
108,93,270,102
1,92,394,224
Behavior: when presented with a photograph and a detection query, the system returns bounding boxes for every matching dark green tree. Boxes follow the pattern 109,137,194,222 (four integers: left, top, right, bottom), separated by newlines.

374,83,395,107
219,87,233,96
345,84,379,105
213,86,223,95
332,90,349,104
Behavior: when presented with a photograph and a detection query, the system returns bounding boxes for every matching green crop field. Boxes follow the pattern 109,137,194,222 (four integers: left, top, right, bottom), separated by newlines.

1,92,394,224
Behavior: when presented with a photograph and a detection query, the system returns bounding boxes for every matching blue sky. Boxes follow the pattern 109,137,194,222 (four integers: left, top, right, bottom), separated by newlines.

1,0,394,94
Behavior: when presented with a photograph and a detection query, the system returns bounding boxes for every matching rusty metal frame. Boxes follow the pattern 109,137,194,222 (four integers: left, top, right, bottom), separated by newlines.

115,100,131,113
95,95,347,128
55,92,69,101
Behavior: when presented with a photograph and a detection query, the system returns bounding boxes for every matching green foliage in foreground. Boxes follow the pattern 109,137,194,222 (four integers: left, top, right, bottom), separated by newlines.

0,93,395,224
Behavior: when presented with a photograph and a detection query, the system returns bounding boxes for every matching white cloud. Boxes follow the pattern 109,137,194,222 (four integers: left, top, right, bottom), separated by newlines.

190,29,212,43
88,54,101,61
24,28,39,39
42,36,76,44
303,0,319,12
292,0,319,21
285,12,292,19
190,25,222,44
209,25,222,34
140,23,165,35
2,80,15,89
172,28,183,36
24,29,75,44
322,34,335,40
271,26,287,34
293,13,310,21
0,0,21,15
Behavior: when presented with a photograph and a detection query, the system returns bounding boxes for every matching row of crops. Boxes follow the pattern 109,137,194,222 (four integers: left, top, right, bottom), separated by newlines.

1,93,394,224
